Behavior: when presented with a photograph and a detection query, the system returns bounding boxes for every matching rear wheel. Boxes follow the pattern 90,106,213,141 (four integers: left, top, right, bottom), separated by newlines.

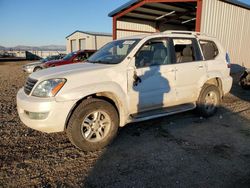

197,84,221,117
66,98,119,151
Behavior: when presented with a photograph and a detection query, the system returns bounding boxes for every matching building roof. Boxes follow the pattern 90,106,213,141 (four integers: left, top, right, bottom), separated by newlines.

108,0,138,17
108,0,250,17
221,0,250,10
66,30,112,38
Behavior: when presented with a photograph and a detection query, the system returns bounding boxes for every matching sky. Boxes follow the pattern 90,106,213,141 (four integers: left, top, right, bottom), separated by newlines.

0,0,249,47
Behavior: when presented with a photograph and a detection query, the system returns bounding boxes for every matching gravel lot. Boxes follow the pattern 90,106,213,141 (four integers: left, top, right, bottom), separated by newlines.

0,61,250,187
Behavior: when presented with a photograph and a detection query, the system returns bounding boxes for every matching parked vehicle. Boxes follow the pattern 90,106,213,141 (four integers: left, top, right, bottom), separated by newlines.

43,50,96,68
0,51,16,58
239,68,250,89
22,54,65,73
17,31,232,151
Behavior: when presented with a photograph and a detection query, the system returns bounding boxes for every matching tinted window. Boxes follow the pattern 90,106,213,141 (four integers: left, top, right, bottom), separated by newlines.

135,38,170,68
172,38,201,63
199,40,219,60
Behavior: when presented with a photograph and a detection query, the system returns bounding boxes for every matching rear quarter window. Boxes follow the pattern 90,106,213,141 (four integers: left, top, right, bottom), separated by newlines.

199,40,219,60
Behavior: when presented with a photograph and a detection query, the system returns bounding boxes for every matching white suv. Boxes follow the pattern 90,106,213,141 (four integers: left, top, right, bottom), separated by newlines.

17,31,233,151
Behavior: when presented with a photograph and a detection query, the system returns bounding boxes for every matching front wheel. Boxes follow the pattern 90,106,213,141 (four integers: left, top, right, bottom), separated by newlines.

33,67,42,72
196,84,221,117
66,98,119,151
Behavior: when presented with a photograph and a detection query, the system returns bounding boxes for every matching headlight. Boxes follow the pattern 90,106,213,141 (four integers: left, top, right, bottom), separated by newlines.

24,65,31,69
32,78,66,97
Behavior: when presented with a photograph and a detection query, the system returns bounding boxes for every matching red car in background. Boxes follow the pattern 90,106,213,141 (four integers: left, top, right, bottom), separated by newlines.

43,50,96,68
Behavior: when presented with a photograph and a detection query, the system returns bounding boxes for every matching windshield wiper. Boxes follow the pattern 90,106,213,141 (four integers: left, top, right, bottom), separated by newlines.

87,60,112,64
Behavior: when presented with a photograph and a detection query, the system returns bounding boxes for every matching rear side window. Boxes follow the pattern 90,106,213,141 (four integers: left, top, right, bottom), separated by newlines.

172,38,202,63
199,40,219,60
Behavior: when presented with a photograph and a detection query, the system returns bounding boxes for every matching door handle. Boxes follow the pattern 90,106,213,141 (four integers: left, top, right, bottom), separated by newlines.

171,68,178,72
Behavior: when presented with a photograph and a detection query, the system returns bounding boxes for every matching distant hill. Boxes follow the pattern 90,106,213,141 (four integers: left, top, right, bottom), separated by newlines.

0,45,66,51
0,46,6,50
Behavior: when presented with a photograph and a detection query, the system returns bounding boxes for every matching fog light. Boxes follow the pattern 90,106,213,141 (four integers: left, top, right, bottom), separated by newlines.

25,111,49,120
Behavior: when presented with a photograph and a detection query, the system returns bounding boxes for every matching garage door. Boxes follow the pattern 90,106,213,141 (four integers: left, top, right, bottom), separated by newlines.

71,40,77,52
79,39,86,50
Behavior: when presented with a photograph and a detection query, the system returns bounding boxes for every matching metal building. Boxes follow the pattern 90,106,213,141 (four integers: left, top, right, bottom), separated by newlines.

66,31,112,53
109,0,250,68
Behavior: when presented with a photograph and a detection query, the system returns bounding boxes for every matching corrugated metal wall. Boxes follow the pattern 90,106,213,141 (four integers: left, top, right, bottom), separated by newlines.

117,30,154,38
201,0,250,68
96,36,113,49
117,18,156,38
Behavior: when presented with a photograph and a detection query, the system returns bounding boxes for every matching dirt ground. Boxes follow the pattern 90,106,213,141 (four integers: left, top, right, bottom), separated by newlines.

0,61,250,188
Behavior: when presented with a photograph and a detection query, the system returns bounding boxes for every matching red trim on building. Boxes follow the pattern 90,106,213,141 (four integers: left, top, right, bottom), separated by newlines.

113,16,117,40
196,0,202,32
145,0,196,2
116,1,146,19
117,28,155,34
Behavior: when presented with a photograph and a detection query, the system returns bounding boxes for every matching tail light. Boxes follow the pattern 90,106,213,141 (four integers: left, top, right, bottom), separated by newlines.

226,53,231,68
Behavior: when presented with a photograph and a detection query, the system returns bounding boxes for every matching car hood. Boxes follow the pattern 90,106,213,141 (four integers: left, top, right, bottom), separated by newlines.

30,62,114,81
45,59,65,65
24,61,43,66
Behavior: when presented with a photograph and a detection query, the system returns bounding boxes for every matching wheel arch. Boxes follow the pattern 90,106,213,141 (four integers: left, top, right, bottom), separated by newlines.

199,77,223,98
64,91,127,131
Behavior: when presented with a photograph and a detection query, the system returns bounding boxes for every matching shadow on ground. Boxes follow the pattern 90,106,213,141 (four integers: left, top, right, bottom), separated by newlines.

82,74,250,188
83,105,250,188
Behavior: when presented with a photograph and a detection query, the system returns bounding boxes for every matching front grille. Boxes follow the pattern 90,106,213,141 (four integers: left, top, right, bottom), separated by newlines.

24,77,38,95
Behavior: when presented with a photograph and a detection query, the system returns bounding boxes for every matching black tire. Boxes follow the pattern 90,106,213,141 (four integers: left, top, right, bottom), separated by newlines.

196,84,221,117
33,67,42,72
66,98,119,151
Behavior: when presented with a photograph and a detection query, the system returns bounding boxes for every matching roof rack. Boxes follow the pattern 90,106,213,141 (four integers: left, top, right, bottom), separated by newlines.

163,30,215,38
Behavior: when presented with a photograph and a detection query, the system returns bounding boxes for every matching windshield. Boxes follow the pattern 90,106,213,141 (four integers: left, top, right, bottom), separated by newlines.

41,58,48,63
41,56,57,63
63,52,76,60
88,39,139,64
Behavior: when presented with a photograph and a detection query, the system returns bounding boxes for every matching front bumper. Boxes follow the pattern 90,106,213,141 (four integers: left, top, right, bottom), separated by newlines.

22,66,34,73
17,88,77,133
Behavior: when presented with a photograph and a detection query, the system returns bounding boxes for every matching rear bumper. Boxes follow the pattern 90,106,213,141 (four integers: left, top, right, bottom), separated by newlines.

17,89,77,133
222,76,233,95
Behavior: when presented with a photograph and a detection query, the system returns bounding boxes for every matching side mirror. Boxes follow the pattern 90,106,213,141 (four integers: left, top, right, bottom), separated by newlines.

133,71,141,86
127,59,142,87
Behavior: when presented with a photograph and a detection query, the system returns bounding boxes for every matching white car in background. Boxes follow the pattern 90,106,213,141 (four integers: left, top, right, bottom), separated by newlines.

17,31,232,151
22,54,65,73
